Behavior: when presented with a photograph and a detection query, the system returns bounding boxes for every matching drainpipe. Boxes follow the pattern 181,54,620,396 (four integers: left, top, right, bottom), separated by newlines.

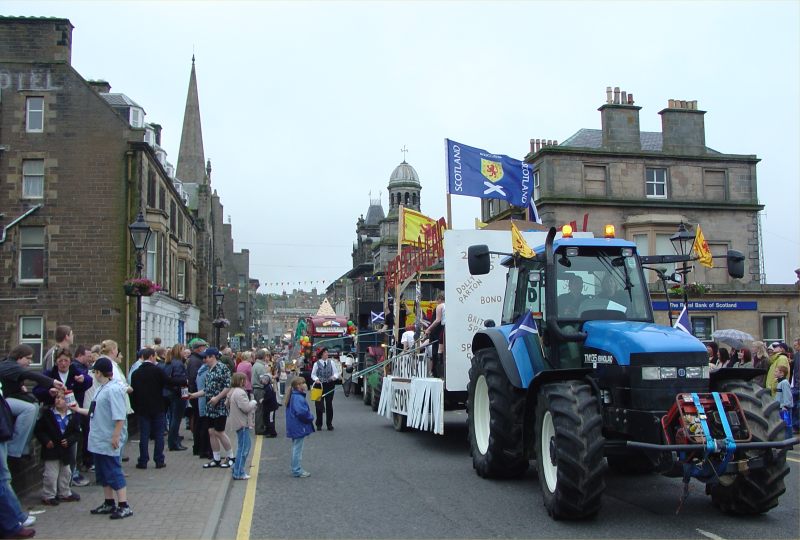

0,204,43,244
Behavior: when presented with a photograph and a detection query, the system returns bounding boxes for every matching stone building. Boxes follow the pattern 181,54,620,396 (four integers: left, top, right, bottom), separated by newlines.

328,158,425,323
0,17,201,361
483,86,798,343
0,18,254,365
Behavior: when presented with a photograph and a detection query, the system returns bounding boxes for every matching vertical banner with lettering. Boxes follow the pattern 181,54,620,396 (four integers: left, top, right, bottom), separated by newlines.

443,229,551,391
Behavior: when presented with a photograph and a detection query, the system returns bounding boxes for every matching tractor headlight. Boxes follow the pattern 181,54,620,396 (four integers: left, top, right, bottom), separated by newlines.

641,366,679,380
642,367,660,380
660,367,677,379
685,366,705,379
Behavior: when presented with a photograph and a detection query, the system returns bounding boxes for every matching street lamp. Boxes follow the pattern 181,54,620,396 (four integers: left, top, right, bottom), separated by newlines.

214,289,225,347
128,212,152,351
670,222,695,310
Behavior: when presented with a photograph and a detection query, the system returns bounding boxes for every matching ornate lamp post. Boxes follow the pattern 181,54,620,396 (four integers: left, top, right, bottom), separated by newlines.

670,222,695,310
214,289,225,347
128,212,152,350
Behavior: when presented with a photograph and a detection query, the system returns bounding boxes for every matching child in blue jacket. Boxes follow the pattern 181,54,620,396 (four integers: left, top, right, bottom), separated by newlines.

285,376,314,478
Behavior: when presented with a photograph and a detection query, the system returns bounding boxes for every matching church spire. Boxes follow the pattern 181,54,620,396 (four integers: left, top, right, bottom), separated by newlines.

176,56,207,184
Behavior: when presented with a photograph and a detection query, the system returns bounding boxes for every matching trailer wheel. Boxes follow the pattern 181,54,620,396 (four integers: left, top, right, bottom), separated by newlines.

467,348,528,479
393,412,408,432
708,380,789,515
371,383,380,412
535,381,605,519
362,376,372,406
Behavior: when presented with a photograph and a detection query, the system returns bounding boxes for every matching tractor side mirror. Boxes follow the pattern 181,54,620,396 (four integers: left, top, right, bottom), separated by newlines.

468,244,491,275
726,250,745,279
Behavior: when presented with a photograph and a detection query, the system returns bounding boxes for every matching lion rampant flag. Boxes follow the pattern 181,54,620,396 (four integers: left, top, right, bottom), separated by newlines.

693,225,713,268
511,222,534,259
400,207,439,246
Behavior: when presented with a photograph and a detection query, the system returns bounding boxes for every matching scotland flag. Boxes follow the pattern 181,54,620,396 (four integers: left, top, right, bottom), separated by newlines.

674,305,692,334
446,139,540,223
508,311,538,350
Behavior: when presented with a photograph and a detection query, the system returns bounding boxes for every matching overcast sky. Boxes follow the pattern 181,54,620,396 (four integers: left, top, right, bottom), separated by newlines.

5,1,799,291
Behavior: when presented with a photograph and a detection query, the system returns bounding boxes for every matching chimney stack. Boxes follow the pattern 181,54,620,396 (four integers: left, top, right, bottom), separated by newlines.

151,123,162,146
598,86,641,152
88,80,111,93
659,98,706,155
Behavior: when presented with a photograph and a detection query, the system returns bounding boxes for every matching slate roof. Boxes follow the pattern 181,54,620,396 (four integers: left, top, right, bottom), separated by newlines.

100,93,144,111
560,128,720,154
365,201,385,226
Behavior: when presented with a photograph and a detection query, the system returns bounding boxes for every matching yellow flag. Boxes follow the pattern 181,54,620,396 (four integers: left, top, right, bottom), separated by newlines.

400,207,437,246
692,225,713,268
511,222,534,258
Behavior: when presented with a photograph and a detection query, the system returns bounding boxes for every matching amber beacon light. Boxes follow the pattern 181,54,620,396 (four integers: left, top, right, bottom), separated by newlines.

561,224,574,238
604,224,616,238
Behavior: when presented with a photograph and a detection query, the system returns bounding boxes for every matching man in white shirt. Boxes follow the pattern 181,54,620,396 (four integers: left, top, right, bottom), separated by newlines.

310,348,339,431
400,325,416,351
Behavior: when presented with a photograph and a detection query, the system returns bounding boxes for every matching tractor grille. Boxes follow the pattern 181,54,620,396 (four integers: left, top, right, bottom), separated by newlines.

628,352,708,411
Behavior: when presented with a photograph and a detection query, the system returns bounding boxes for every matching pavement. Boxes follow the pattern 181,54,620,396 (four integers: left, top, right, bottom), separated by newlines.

16,419,249,540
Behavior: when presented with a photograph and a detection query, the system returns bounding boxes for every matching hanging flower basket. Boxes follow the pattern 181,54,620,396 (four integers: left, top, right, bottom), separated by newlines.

212,318,230,328
123,278,162,297
668,282,710,298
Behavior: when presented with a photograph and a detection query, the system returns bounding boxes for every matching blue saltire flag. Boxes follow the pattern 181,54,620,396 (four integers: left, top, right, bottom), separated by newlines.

445,138,541,223
370,311,385,324
508,311,538,350
674,304,692,334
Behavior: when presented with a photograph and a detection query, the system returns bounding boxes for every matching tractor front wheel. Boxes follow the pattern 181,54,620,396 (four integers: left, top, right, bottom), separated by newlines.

467,348,528,479
708,380,789,514
535,381,605,519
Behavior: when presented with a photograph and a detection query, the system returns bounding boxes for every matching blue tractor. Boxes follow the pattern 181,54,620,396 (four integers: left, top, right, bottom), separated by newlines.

466,226,795,520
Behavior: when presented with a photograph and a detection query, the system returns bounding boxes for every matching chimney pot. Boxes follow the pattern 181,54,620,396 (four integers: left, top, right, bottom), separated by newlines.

530,139,536,153
553,140,558,146
606,86,613,104
614,86,621,104
691,100,698,110
668,99,675,108
628,93,634,105
621,91,627,104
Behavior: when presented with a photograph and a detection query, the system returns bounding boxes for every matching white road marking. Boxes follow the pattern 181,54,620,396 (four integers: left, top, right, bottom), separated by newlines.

697,528,726,540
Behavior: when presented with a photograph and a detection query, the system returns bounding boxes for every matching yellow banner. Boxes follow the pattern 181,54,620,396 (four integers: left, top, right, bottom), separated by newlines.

693,225,713,268
401,207,437,246
511,222,534,258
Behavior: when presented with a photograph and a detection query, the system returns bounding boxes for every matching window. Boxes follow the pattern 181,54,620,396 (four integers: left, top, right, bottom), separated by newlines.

690,316,714,341
159,187,166,211
177,213,184,241
129,108,143,128
646,168,667,198
583,165,607,197
146,170,157,208
169,201,176,232
703,170,726,200
26,97,44,132
177,259,186,299
19,227,44,282
762,315,785,342
238,301,246,321
22,160,44,199
145,233,157,281
19,317,44,364
533,169,540,199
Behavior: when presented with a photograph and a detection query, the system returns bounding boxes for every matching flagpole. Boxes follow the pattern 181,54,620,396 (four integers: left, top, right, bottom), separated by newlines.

396,204,404,346
446,193,452,230
444,138,452,229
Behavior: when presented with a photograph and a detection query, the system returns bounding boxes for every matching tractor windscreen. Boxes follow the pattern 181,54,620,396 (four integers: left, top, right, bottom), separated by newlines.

555,247,651,322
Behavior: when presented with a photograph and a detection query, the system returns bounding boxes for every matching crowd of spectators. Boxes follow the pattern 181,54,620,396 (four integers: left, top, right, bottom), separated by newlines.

0,326,293,539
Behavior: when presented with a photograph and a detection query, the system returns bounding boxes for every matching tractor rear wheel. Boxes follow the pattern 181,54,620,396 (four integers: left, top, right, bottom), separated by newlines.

535,381,605,519
467,348,528,479
708,380,789,514
392,412,408,432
